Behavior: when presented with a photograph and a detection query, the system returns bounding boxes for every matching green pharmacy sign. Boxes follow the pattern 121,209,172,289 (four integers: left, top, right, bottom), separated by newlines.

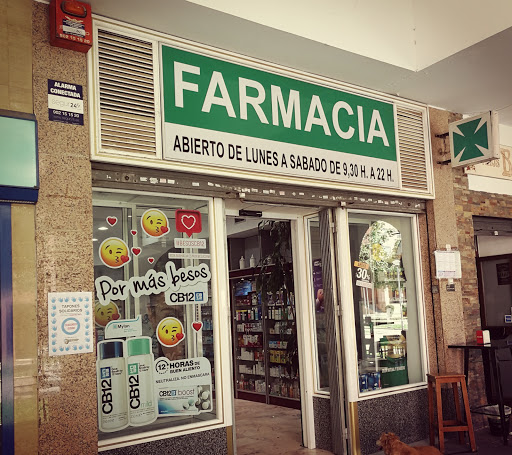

161,45,399,188
449,111,500,168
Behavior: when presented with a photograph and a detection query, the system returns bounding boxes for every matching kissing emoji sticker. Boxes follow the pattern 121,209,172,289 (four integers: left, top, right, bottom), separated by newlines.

99,237,130,268
95,301,120,327
156,317,185,347
141,209,170,237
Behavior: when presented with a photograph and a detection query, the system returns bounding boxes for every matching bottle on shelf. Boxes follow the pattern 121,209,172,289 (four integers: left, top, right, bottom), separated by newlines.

249,254,256,268
239,256,245,269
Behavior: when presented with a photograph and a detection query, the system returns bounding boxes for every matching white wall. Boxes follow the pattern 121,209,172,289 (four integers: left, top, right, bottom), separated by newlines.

186,0,512,71
500,124,512,147
186,0,417,70
413,0,512,70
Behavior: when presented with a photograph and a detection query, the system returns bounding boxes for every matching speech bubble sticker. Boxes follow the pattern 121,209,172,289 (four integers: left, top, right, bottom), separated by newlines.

175,210,202,238
157,317,185,347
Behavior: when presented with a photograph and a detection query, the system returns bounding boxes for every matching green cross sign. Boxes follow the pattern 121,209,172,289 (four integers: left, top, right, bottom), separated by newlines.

449,111,499,167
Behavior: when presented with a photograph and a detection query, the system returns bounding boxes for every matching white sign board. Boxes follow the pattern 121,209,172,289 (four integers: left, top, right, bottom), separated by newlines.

104,315,143,339
434,250,462,279
48,292,93,355
154,356,212,416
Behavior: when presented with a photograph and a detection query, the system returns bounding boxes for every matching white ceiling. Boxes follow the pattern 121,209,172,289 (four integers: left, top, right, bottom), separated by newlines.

88,0,512,130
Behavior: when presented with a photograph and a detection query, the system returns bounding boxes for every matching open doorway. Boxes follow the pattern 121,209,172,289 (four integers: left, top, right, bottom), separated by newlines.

226,209,303,453
474,216,512,339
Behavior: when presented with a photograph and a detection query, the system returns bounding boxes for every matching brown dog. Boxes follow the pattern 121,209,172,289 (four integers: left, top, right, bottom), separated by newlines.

377,433,442,455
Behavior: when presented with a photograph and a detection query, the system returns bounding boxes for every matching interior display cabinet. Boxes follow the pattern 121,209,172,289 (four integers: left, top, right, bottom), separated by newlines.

230,270,300,409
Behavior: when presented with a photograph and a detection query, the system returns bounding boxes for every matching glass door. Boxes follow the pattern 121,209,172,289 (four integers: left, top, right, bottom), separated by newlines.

304,209,347,455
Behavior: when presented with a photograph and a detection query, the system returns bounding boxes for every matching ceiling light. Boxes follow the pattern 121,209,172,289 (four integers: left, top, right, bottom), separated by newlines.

98,226,108,231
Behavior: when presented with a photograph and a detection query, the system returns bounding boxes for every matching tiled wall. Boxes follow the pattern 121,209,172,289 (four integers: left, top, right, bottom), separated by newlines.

2,0,39,453
427,107,506,428
452,149,512,425
32,2,97,454
0,0,33,112
12,204,38,455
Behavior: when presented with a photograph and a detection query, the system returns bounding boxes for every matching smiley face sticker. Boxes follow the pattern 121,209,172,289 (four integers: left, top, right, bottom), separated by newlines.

141,209,170,237
156,317,185,347
99,237,130,268
95,301,120,327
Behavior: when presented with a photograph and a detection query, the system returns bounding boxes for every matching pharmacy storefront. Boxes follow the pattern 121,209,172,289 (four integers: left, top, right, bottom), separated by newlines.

89,19,433,455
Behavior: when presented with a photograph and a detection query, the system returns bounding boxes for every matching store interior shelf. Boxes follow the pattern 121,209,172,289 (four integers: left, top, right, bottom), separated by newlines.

230,272,299,409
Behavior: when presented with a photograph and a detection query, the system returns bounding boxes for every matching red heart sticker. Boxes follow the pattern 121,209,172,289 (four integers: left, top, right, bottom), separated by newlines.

131,230,137,236
175,210,202,237
192,322,203,332
120,255,130,263
176,333,184,340
148,257,155,264
161,226,169,233
106,216,117,226
131,247,141,256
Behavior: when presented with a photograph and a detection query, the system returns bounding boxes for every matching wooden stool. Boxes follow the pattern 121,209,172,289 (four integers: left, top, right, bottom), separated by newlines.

427,374,477,453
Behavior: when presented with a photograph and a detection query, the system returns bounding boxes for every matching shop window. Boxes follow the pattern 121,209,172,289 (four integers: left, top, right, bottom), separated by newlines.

306,217,329,392
93,191,217,440
348,213,424,394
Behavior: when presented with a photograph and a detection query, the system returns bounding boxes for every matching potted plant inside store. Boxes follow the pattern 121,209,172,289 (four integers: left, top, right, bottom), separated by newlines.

255,220,299,379
255,220,293,301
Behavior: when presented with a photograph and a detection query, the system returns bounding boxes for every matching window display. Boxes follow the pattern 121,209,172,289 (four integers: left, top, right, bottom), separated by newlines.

93,191,217,439
348,212,424,394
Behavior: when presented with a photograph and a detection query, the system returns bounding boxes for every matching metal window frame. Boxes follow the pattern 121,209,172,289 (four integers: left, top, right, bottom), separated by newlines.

0,203,15,453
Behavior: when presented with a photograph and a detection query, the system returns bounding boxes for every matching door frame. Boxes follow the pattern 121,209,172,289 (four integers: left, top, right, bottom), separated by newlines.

225,203,320,450
476,253,512,331
0,203,15,453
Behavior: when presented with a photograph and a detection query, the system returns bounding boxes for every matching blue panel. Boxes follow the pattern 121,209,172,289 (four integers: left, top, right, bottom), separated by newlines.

0,203,14,454
0,187,38,204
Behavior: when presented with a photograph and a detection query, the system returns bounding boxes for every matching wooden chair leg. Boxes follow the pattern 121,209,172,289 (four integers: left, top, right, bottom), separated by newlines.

452,382,465,445
460,380,477,452
436,383,445,453
428,381,436,446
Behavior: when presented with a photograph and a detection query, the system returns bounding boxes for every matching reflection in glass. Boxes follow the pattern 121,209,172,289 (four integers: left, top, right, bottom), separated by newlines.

349,213,423,394
307,217,329,392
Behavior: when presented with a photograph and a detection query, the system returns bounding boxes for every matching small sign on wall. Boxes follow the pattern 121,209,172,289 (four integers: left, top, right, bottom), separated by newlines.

49,0,92,53
496,263,511,285
434,250,462,279
48,291,93,356
48,80,84,125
